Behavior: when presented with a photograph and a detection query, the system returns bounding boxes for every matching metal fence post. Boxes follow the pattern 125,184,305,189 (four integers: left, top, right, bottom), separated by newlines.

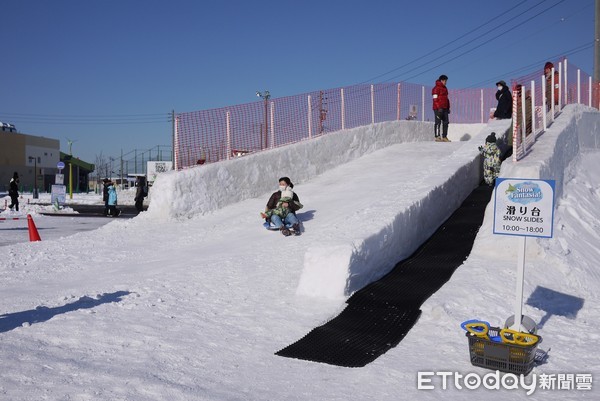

551,67,556,121
589,76,593,107
577,69,581,104
341,88,345,130
270,101,275,148
421,86,425,122
561,60,565,109
480,89,484,123
173,113,179,170
226,111,231,160
521,87,526,153
397,83,401,121
307,95,312,139
371,84,375,124
542,74,547,131
511,90,519,162
530,80,536,136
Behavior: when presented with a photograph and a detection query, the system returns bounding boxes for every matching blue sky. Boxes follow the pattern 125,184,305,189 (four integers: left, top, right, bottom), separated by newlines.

1,0,595,164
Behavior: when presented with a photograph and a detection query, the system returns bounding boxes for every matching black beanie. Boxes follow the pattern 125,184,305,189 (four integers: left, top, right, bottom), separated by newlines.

439,75,448,81
486,133,497,143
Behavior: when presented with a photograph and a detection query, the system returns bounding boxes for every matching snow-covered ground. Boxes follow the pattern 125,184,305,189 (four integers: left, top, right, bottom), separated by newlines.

0,105,598,400
0,189,141,246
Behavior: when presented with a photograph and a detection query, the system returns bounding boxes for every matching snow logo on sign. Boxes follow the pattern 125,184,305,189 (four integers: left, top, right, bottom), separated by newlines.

504,181,543,205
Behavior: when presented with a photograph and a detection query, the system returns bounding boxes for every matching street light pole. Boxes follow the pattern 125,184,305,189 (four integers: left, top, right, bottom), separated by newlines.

256,90,271,150
28,156,39,199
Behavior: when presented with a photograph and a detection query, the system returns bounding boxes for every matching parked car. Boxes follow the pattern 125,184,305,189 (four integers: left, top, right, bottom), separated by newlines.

0,121,17,132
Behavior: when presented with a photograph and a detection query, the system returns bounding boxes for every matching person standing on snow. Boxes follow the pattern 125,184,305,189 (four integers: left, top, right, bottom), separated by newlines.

479,133,501,186
107,182,121,217
263,177,302,234
134,176,148,213
102,178,111,216
8,171,20,211
493,80,512,119
432,74,451,142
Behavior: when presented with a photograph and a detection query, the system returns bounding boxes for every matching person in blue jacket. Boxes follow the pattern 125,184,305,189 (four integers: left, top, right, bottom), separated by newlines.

107,182,121,217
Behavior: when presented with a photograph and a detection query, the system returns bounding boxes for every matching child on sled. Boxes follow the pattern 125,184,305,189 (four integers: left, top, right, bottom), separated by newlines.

261,189,303,236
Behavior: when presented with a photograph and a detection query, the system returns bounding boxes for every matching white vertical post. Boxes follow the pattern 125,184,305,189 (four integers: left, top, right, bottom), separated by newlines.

511,90,519,162
226,111,231,160
270,101,275,149
521,87,526,152
173,115,179,169
542,74,547,130
397,83,401,121
307,95,312,139
480,89,484,123
371,84,375,124
421,86,425,122
589,76,593,107
577,69,581,104
530,80,536,136
551,67,556,121
561,60,566,109
341,88,345,130
511,236,527,332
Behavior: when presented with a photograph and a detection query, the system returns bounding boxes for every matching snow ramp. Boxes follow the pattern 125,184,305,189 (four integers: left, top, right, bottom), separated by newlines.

277,104,600,367
276,183,494,367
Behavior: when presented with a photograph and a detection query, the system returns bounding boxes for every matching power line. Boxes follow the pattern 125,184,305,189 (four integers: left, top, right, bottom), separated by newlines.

359,0,542,84
393,0,568,83
467,41,594,88
0,112,170,125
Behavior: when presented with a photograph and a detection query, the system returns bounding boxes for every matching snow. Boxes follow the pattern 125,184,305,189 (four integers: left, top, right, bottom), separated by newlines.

1,105,599,400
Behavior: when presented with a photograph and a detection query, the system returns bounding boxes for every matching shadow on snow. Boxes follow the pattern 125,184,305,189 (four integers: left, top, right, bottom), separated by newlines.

0,291,131,333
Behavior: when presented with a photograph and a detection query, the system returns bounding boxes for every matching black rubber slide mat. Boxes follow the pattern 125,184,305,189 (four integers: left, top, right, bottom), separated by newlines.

276,184,494,367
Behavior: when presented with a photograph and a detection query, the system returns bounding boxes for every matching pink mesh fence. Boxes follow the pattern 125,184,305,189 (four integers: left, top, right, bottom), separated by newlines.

510,58,599,161
174,59,596,169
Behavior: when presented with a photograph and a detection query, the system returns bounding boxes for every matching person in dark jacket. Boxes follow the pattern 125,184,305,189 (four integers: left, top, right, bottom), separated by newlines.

263,176,301,233
432,74,450,142
8,172,20,211
493,80,512,119
262,188,303,236
102,178,111,216
134,176,148,213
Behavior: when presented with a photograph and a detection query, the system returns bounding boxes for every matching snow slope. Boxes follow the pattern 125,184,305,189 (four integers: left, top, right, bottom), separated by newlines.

0,105,598,400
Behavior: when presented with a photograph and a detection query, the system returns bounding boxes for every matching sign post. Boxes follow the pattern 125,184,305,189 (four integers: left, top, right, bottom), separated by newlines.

53,161,67,208
493,178,555,332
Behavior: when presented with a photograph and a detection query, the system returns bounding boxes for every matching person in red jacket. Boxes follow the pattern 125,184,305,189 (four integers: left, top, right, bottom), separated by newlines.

432,74,450,142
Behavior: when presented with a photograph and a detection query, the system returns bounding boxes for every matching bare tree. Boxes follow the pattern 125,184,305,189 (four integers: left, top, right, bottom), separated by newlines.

94,152,109,188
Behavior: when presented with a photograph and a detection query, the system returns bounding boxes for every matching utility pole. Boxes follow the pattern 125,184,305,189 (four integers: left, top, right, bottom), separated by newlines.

120,149,124,189
256,91,270,149
319,91,328,135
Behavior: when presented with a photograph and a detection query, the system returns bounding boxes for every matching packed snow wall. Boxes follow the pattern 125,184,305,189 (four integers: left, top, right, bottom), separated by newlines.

296,120,509,299
148,121,483,220
474,104,600,261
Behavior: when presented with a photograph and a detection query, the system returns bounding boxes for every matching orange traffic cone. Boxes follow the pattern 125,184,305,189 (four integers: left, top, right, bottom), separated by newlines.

27,214,41,242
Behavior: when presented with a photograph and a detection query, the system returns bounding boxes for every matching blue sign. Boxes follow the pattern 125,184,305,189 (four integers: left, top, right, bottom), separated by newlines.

57,161,65,170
